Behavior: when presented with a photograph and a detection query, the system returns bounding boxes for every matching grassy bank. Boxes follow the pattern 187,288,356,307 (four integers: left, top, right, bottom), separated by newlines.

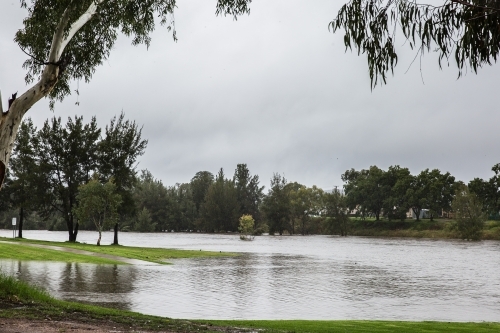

1,274,499,333
204,320,500,333
0,273,199,332
0,237,233,264
345,219,500,240
0,242,123,265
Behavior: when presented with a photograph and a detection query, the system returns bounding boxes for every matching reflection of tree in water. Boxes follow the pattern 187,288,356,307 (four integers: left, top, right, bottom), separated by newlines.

13,261,57,291
58,263,137,310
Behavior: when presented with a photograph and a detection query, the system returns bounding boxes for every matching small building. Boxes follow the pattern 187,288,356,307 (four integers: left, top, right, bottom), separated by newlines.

408,208,430,219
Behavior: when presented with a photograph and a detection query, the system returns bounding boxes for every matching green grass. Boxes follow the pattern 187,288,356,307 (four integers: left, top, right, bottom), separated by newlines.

0,242,123,265
202,320,500,333
1,272,498,332
0,237,234,264
0,273,198,331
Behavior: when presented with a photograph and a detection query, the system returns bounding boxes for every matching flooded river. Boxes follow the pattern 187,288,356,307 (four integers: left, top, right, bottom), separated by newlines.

0,230,499,321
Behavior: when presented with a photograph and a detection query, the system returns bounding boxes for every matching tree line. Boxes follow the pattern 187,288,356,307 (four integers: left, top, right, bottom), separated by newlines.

1,116,498,242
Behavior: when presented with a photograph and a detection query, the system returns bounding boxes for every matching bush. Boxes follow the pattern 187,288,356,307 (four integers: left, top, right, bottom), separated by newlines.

451,185,485,241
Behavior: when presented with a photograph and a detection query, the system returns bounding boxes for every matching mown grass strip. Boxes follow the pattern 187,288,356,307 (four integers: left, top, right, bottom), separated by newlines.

202,320,500,333
0,237,234,264
0,242,123,265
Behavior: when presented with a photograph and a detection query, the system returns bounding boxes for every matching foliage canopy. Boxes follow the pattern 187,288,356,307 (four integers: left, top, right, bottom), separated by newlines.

330,0,500,87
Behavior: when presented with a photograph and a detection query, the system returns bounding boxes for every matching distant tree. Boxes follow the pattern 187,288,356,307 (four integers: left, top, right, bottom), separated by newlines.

289,185,324,235
405,172,428,221
238,214,255,240
134,207,157,233
384,165,412,221
97,112,147,243
469,163,500,218
190,171,215,218
201,168,239,232
425,169,456,220
133,170,168,231
405,169,455,221
74,177,122,245
233,164,264,225
342,166,389,220
165,183,196,231
452,184,485,241
262,173,291,235
324,188,350,236
330,0,500,88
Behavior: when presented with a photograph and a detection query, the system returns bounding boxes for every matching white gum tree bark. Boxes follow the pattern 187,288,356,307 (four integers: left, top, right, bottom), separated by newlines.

0,1,102,189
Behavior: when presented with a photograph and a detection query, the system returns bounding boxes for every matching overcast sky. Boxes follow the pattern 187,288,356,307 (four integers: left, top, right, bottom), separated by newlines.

1,0,499,191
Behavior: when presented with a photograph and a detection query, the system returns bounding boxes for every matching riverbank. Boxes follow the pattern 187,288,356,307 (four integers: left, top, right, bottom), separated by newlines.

345,219,500,240
1,274,499,333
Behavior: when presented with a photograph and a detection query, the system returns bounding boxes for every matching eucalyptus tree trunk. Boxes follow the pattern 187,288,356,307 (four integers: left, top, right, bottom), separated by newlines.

0,2,101,190
97,229,102,246
0,64,60,188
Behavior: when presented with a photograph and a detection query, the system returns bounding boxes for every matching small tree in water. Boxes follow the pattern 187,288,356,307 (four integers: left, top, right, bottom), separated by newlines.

238,214,255,241
74,176,122,246
452,185,485,241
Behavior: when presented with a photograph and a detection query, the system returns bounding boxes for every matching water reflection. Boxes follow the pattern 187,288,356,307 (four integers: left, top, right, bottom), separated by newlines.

0,260,137,310
0,232,499,321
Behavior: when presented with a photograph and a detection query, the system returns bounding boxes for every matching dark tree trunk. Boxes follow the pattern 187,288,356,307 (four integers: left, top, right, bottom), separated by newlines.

113,222,119,245
17,206,23,238
412,208,421,221
68,221,79,242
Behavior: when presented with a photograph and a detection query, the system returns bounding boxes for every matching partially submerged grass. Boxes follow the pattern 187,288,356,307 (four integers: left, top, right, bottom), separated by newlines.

0,242,123,265
0,237,234,264
202,320,500,333
0,273,199,331
1,272,499,332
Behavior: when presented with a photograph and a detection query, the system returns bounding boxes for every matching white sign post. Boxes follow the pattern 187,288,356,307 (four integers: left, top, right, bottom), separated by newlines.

12,218,16,238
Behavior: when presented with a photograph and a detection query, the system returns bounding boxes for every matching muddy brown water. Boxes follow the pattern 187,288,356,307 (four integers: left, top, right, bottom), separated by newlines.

0,230,499,321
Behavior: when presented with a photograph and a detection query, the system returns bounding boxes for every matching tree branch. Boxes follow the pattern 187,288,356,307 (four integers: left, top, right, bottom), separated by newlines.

48,1,76,63
59,0,104,60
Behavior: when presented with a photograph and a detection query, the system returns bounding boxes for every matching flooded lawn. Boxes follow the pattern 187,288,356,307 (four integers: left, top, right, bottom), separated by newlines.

0,230,499,321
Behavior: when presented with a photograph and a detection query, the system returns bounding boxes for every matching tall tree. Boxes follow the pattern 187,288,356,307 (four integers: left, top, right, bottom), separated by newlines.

9,119,39,238
425,169,455,220
330,0,500,87
37,116,101,241
98,112,147,242
133,170,168,231
233,164,264,225
324,188,350,236
165,183,196,232
190,171,215,218
342,166,389,220
289,185,324,235
383,165,412,221
201,168,239,232
262,173,291,235
0,0,252,190
469,163,500,218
